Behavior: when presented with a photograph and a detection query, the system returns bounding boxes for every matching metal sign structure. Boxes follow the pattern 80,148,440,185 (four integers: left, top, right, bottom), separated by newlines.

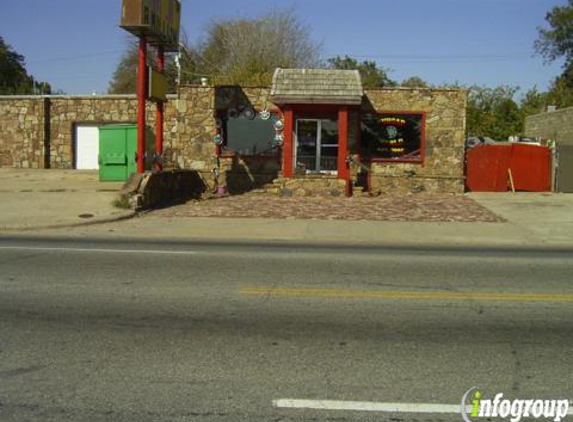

121,0,181,51
119,0,181,172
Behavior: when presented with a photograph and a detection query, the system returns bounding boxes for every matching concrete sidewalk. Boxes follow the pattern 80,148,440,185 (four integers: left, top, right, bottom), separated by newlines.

18,192,572,247
467,192,573,245
0,169,134,231
1,169,572,247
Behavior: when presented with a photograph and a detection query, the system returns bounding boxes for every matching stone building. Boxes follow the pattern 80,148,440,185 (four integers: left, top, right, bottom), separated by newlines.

0,69,467,196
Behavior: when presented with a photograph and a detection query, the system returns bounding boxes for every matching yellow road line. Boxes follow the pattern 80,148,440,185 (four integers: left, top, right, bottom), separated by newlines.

240,287,573,302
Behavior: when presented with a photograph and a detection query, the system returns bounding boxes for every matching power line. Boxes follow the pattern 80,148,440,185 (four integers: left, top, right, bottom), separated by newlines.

27,50,125,64
325,52,535,64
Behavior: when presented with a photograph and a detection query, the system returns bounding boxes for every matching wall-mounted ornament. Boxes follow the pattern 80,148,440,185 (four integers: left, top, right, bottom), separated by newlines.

274,134,284,146
228,108,239,119
242,107,255,120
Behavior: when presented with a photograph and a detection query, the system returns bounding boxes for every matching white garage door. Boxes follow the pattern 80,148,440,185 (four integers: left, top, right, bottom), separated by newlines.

76,126,100,169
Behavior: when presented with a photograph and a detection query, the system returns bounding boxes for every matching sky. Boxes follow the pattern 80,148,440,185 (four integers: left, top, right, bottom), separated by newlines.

0,0,568,96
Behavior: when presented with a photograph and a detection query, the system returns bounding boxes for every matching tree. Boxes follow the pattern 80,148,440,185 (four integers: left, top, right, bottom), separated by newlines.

109,9,321,90
534,0,573,108
401,76,430,88
108,39,193,94
535,0,573,66
108,41,139,94
0,36,51,94
327,55,396,88
520,86,549,116
467,85,523,140
547,74,573,108
199,9,321,85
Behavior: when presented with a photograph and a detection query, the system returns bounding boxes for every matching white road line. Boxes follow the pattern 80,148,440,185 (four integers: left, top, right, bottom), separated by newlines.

273,399,573,415
0,246,198,255
273,399,468,413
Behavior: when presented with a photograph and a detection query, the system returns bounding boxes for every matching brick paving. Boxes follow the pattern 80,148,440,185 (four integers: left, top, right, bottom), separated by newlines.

153,194,505,223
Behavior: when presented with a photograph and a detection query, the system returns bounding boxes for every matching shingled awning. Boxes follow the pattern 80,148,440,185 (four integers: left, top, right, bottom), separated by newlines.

270,68,364,106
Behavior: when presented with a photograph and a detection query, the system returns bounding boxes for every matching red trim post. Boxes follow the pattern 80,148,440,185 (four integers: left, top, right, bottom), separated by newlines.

282,106,294,178
338,107,350,196
137,37,147,173
155,45,165,171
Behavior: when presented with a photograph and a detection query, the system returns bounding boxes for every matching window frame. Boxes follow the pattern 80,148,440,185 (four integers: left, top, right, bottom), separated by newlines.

360,110,426,165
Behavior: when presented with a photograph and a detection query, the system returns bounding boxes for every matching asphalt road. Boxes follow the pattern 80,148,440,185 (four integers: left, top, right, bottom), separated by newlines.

0,236,572,421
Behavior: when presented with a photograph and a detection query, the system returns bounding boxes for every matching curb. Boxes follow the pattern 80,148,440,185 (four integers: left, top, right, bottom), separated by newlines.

0,210,138,232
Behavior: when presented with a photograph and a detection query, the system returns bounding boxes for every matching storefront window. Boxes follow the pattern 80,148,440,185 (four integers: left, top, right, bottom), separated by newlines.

360,113,425,162
295,118,338,174
222,113,277,156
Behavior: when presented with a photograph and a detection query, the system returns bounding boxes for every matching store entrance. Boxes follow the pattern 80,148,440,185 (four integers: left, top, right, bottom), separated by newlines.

294,119,338,174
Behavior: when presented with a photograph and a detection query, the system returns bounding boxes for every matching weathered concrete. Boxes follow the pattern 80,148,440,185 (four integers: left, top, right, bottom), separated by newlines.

0,169,134,231
525,106,573,145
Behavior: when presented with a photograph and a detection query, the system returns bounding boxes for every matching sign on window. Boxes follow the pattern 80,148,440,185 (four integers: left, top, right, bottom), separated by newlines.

360,113,425,162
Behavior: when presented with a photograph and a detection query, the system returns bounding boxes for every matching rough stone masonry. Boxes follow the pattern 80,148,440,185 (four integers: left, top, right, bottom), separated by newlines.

0,84,467,195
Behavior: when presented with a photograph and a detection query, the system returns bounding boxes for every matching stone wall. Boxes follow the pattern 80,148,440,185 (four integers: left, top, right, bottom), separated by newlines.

363,88,467,194
0,97,45,168
525,107,573,145
175,86,215,172
0,85,467,195
0,95,179,169
48,96,179,169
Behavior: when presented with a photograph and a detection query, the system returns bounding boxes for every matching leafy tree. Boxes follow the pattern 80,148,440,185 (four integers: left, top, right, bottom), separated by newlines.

535,0,573,66
401,76,430,88
108,41,139,94
467,85,523,140
327,55,396,88
0,36,51,94
108,37,198,94
547,75,573,108
520,86,549,116
534,0,573,108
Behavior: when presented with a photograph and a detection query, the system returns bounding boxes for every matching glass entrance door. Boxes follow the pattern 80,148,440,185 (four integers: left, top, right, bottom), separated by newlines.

295,119,338,174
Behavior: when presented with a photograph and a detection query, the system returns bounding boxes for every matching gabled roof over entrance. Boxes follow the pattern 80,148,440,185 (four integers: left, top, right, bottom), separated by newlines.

270,68,364,106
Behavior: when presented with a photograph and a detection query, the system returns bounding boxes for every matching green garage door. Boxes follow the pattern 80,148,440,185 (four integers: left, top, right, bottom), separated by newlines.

98,125,154,181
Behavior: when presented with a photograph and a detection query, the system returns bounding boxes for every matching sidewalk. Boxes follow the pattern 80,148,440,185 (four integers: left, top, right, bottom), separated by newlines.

17,192,572,248
1,169,571,247
0,169,134,231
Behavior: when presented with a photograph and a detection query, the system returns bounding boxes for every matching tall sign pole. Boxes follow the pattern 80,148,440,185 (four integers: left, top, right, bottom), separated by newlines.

120,0,181,174
155,45,165,171
137,36,147,174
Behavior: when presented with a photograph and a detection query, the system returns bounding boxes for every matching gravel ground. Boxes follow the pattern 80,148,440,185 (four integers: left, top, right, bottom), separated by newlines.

152,193,505,223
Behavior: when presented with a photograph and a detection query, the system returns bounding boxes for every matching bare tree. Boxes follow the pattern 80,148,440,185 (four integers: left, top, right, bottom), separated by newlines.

199,9,322,85
109,9,322,90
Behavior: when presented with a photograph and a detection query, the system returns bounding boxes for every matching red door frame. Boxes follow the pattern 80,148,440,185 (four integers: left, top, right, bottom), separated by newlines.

281,104,351,196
